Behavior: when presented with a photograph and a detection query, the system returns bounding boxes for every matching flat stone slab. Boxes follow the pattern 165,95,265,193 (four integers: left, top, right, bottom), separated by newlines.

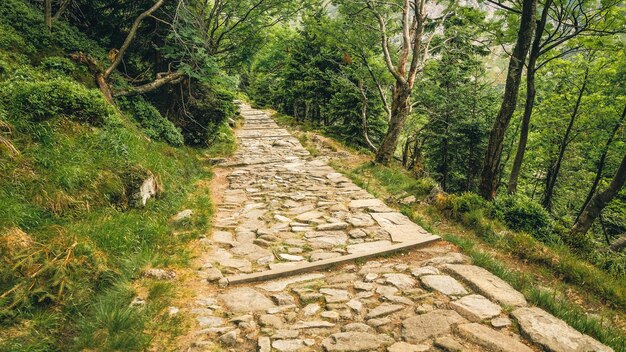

366,303,404,319
305,231,348,249
218,287,275,312
347,240,392,254
420,275,468,296
349,199,386,209
256,273,325,292
450,294,502,321
512,307,613,352
457,323,534,352
322,332,394,351
371,212,430,242
402,310,467,343
444,264,527,307
383,273,417,290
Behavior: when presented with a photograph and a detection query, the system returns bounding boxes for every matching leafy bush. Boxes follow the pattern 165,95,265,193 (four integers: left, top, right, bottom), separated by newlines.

491,194,553,240
39,56,78,75
118,97,184,146
442,192,488,217
0,0,104,59
0,78,115,126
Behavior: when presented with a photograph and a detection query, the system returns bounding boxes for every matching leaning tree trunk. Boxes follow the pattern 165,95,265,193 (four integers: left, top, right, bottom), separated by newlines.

478,0,537,200
571,153,626,238
576,104,625,222
375,84,411,164
542,68,588,210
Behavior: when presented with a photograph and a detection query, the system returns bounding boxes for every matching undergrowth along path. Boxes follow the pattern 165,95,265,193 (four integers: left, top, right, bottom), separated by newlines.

181,104,613,352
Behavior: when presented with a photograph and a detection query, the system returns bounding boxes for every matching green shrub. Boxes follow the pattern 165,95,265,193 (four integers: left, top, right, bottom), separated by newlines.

491,193,553,240
39,56,78,75
118,97,184,147
0,0,104,59
0,78,115,126
443,192,487,217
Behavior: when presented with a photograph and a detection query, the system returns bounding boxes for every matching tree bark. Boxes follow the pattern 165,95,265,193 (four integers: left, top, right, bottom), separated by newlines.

507,0,552,194
542,67,588,210
368,0,432,165
53,0,72,21
358,81,378,152
69,53,114,103
609,236,626,253
104,0,166,79
375,84,411,164
571,153,626,238
45,0,52,31
479,0,537,200
114,72,184,97
576,104,626,222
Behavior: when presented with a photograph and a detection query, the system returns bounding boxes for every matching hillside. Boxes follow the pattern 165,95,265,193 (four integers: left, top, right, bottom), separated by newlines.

0,1,234,350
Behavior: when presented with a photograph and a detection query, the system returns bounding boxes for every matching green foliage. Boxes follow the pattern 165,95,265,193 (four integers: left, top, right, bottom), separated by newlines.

118,97,184,147
0,79,116,126
491,194,553,240
443,192,488,216
0,0,104,58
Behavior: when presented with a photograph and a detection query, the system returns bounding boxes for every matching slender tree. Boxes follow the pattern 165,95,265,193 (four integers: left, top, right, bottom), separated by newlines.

572,153,626,237
542,66,589,210
479,0,537,200
576,105,625,221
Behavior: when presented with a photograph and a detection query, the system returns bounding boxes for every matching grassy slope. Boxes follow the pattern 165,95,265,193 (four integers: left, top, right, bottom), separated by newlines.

0,2,232,351
271,112,626,352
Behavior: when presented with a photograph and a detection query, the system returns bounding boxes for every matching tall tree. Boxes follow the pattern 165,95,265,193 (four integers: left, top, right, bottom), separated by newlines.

478,0,537,200
349,0,448,165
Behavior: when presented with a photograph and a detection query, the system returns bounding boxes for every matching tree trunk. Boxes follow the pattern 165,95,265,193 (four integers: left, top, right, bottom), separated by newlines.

507,0,551,194
375,83,411,164
609,236,626,253
358,81,377,152
571,153,626,237
69,53,114,104
53,0,72,21
478,0,537,200
542,67,588,210
576,104,625,222
44,0,52,31
114,72,184,97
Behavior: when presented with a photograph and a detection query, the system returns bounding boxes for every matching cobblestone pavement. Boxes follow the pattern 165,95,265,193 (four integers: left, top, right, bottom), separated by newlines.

185,104,613,352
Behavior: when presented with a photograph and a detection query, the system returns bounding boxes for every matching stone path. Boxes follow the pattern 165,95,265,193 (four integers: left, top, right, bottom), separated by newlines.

185,104,613,351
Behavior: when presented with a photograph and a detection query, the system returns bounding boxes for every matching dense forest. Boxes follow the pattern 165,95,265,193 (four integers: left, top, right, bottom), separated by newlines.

0,0,625,350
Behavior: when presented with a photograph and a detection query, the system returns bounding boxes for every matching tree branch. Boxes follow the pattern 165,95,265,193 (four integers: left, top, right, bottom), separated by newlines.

104,0,166,79
114,72,184,97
